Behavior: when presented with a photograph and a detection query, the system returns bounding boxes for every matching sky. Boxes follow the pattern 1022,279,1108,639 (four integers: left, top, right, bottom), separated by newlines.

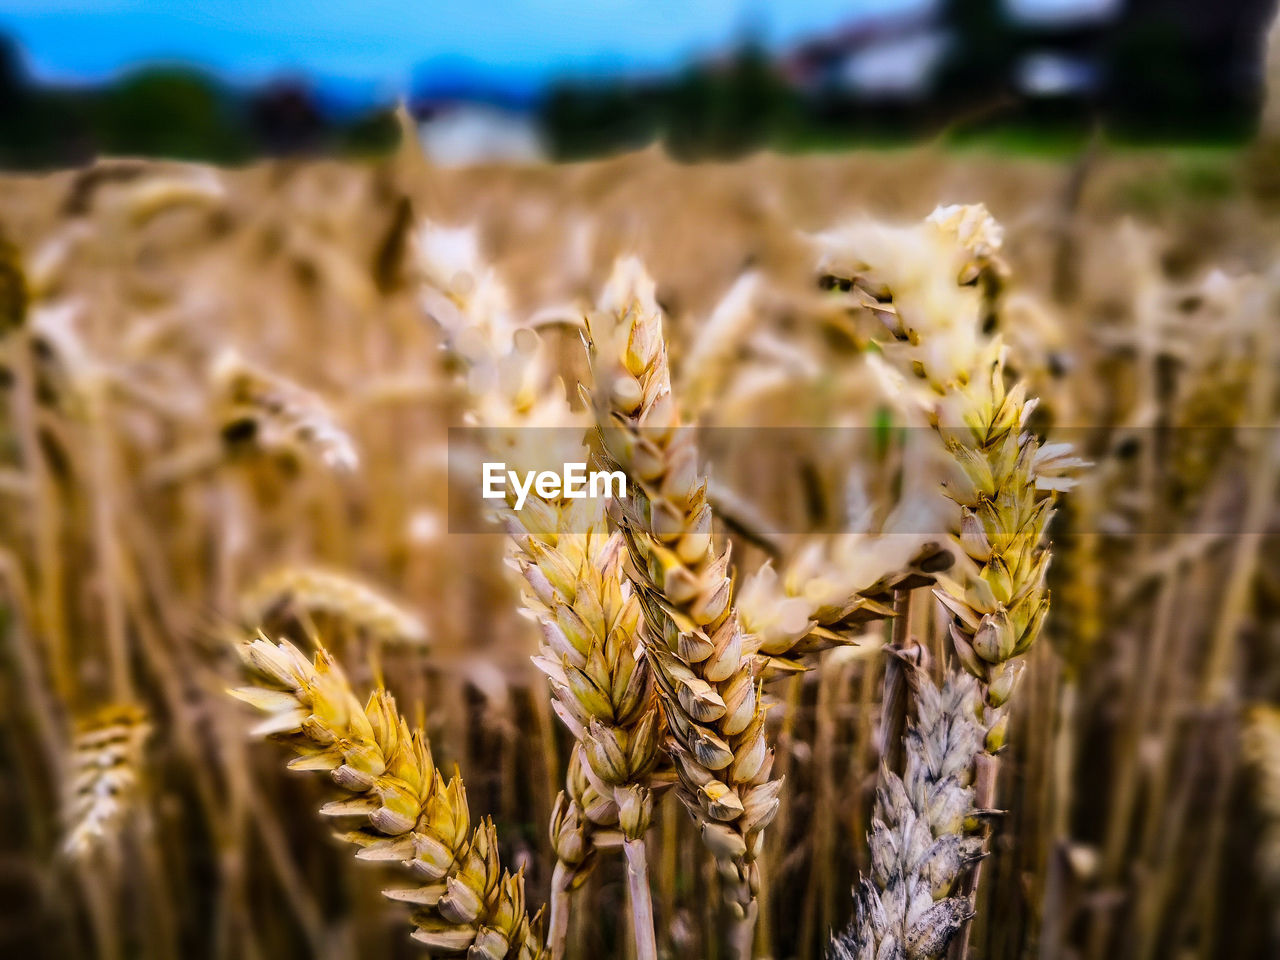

0,2,922,92
0,0,1119,100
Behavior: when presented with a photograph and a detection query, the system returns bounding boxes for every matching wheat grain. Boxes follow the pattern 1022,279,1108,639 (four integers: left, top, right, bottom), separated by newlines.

232,633,547,958
548,742,617,885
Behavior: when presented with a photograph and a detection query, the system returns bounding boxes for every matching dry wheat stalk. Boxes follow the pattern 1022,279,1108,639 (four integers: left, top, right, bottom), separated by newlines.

829,672,985,960
62,703,151,858
212,348,358,471
241,565,429,647
1244,705,1280,936
585,258,781,931
1,231,26,335
231,633,546,958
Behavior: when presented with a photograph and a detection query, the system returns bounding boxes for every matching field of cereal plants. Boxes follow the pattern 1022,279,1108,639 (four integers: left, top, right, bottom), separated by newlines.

1,131,1278,959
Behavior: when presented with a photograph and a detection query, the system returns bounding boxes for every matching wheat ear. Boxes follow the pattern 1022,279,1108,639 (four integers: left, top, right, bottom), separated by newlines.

62,703,151,858
738,533,952,671
829,672,985,960
241,565,428,647
818,204,1082,957
585,258,782,942
213,349,357,471
510,491,664,960
414,222,663,959
231,634,546,958
518,513,665,960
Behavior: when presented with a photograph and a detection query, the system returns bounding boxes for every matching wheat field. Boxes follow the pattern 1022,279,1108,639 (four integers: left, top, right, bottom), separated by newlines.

0,134,1278,960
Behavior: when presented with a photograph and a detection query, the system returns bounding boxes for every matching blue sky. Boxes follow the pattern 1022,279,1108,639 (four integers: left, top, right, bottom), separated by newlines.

0,1,930,95
0,0,1117,104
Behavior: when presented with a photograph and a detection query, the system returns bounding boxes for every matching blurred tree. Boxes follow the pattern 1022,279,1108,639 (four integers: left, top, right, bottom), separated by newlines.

336,108,400,156
1104,0,1272,141
92,68,251,163
933,0,1018,117
249,81,327,155
663,46,794,159
543,83,661,160
0,37,94,169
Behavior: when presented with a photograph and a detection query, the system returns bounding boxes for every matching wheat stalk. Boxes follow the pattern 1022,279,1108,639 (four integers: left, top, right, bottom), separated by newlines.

585,258,782,949
819,205,1081,740
415,222,664,959
510,492,665,960
818,205,1082,957
0,230,26,335
1244,705,1280,941
232,633,547,958
512,504,664,849
62,703,151,858
517,513,666,960
829,672,985,960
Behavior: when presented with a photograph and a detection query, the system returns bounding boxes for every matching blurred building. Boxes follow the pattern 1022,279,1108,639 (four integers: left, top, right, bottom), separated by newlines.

780,0,1273,119
782,13,945,99
416,103,547,166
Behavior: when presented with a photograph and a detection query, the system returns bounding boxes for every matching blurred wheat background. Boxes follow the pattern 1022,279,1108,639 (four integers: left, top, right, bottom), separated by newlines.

3,5,1280,959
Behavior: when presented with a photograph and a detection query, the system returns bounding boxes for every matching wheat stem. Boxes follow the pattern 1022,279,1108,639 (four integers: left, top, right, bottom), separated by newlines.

1244,705,1280,944
949,752,998,960
624,837,658,960
729,900,758,960
879,589,914,775
547,861,573,960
